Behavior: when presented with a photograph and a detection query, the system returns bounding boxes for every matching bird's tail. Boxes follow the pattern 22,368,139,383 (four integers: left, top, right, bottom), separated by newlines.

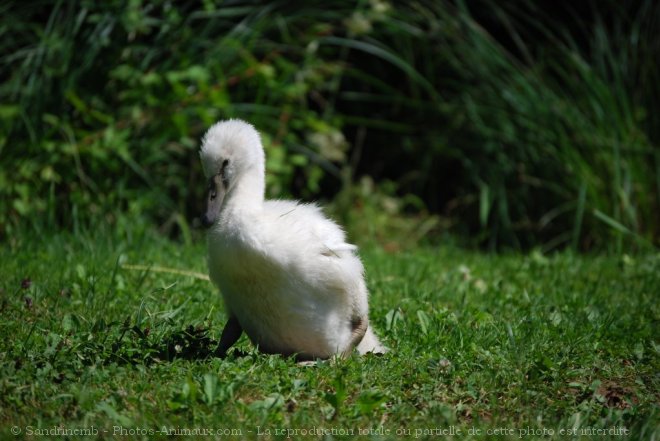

357,326,388,355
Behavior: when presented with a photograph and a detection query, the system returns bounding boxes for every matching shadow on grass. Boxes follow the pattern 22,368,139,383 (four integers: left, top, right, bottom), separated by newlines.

148,325,221,362
73,323,243,366
148,326,250,362
105,324,249,364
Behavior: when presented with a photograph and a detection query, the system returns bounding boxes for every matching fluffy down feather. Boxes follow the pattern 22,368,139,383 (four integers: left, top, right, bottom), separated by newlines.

200,119,386,359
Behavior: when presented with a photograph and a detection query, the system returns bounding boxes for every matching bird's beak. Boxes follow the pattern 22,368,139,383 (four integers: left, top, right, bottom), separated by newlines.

201,173,226,228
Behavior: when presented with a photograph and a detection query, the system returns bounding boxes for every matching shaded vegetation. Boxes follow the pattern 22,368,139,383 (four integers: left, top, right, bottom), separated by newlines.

1,0,658,250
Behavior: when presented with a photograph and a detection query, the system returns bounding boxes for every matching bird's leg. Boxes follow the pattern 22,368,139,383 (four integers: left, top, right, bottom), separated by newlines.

341,315,368,359
215,315,243,358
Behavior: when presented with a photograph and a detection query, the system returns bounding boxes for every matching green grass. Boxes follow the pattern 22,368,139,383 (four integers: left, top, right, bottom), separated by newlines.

0,223,658,440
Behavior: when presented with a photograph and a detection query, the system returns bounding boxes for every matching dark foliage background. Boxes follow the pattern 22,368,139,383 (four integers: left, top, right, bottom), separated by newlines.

1,0,658,251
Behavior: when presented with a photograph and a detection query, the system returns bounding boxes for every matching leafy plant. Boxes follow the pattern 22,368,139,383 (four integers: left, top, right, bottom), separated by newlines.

1,0,657,250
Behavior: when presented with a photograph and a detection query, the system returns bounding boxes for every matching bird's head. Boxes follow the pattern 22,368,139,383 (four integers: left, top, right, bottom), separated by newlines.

199,119,265,227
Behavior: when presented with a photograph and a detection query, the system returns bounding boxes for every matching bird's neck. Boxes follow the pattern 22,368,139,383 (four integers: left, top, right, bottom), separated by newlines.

224,166,265,212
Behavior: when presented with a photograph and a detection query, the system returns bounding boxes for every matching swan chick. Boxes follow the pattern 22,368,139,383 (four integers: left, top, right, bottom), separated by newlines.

199,119,386,360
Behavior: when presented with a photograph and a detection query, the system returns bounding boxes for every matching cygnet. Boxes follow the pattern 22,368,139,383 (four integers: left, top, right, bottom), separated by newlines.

199,119,386,360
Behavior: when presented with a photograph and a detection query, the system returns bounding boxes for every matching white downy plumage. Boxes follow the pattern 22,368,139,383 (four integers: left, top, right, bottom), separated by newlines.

200,119,386,359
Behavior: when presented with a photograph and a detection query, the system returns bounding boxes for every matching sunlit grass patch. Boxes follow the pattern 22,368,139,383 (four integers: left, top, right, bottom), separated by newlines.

0,225,657,439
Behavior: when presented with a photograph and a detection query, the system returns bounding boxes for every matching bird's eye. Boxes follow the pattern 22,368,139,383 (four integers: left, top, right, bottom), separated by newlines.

221,160,230,186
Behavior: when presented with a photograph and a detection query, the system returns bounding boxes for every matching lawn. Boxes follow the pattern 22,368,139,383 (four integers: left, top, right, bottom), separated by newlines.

0,223,658,440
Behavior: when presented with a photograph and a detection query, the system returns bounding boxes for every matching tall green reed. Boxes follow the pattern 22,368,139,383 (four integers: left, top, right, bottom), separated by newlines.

1,0,656,250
